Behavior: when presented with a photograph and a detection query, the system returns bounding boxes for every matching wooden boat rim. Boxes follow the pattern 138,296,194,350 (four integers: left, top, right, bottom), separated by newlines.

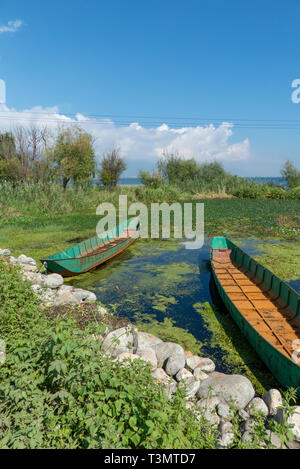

40,218,139,263
210,244,300,301
41,232,139,262
210,237,300,370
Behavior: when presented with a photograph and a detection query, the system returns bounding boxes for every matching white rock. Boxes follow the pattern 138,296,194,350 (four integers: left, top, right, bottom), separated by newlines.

193,368,209,381
137,347,158,371
240,419,256,433
136,331,163,351
197,372,255,410
175,368,194,382
241,431,254,444
219,419,233,434
246,397,268,417
186,355,202,371
42,273,64,289
53,291,80,305
155,342,185,368
39,288,57,302
217,432,235,449
262,389,282,416
274,406,300,441
72,288,96,302
185,401,195,410
17,254,36,265
98,306,108,315
239,409,250,421
114,352,140,363
196,396,220,411
265,430,286,449
58,285,74,294
179,377,200,400
31,284,42,293
101,326,137,356
217,403,234,420
9,256,16,263
151,368,177,399
195,357,215,373
195,398,220,427
21,264,38,272
165,353,186,376
23,271,43,285
0,248,11,256
155,342,186,376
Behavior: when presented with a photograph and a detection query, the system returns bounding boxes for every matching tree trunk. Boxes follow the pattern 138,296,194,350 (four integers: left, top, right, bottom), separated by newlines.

63,177,70,190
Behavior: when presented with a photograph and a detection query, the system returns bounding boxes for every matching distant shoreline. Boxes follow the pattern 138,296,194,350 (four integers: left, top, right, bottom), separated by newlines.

114,176,286,187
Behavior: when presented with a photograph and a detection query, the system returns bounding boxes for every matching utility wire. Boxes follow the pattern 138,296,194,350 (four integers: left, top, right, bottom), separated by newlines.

0,110,300,129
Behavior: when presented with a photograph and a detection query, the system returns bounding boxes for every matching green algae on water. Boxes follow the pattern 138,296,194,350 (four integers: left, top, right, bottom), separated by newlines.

254,242,300,281
135,315,203,356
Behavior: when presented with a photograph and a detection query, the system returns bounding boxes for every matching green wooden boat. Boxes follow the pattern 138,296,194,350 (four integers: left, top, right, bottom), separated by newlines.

41,218,140,276
210,236,300,394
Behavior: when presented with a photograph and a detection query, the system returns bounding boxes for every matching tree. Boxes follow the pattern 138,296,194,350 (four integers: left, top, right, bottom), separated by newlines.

47,126,96,189
99,147,126,189
0,132,22,183
157,151,201,184
281,160,300,189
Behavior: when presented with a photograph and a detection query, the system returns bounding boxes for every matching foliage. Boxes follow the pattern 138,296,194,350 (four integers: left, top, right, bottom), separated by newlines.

0,260,42,338
0,260,217,449
99,147,126,190
281,160,300,189
138,169,163,189
47,126,96,189
0,132,21,184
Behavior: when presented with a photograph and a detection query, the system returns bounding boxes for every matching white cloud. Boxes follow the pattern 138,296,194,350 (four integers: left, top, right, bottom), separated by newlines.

0,104,250,163
0,20,23,34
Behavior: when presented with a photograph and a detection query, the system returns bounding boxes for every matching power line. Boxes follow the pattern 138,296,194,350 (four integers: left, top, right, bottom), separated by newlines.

0,110,300,130
2,109,300,122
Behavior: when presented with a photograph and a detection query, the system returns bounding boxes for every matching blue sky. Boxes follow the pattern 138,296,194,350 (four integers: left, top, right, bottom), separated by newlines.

1,0,300,176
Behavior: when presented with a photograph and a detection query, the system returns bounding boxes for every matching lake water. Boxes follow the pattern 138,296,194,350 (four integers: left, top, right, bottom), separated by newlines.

67,237,299,394
117,176,286,187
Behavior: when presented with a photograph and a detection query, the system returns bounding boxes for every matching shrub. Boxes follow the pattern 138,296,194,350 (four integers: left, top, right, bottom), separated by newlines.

138,170,163,189
281,161,300,189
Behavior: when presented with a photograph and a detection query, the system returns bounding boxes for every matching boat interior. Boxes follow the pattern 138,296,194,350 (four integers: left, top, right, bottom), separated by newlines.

212,248,300,360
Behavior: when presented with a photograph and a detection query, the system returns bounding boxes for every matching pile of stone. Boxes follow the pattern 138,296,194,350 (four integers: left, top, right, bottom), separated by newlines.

100,326,300,449
0,249,96,306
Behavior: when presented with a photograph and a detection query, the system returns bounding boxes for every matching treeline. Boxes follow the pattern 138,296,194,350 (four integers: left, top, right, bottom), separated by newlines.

0,125,299,197
0,126,126,190
139,151,300,195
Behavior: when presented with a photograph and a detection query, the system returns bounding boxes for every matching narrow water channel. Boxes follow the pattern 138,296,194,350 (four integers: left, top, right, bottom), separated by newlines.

66,237,300,394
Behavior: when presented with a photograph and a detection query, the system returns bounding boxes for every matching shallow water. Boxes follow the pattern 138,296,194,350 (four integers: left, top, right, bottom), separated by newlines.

66,237,300,393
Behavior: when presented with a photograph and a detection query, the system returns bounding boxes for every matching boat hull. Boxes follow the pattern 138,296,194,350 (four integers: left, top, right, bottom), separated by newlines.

41,218,140,276
210,237,300,394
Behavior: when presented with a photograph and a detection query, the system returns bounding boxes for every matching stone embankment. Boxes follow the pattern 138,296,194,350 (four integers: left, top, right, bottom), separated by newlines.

0,248,96,306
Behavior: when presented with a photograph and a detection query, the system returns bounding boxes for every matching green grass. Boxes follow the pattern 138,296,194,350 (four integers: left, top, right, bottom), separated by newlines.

1,199,300,265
